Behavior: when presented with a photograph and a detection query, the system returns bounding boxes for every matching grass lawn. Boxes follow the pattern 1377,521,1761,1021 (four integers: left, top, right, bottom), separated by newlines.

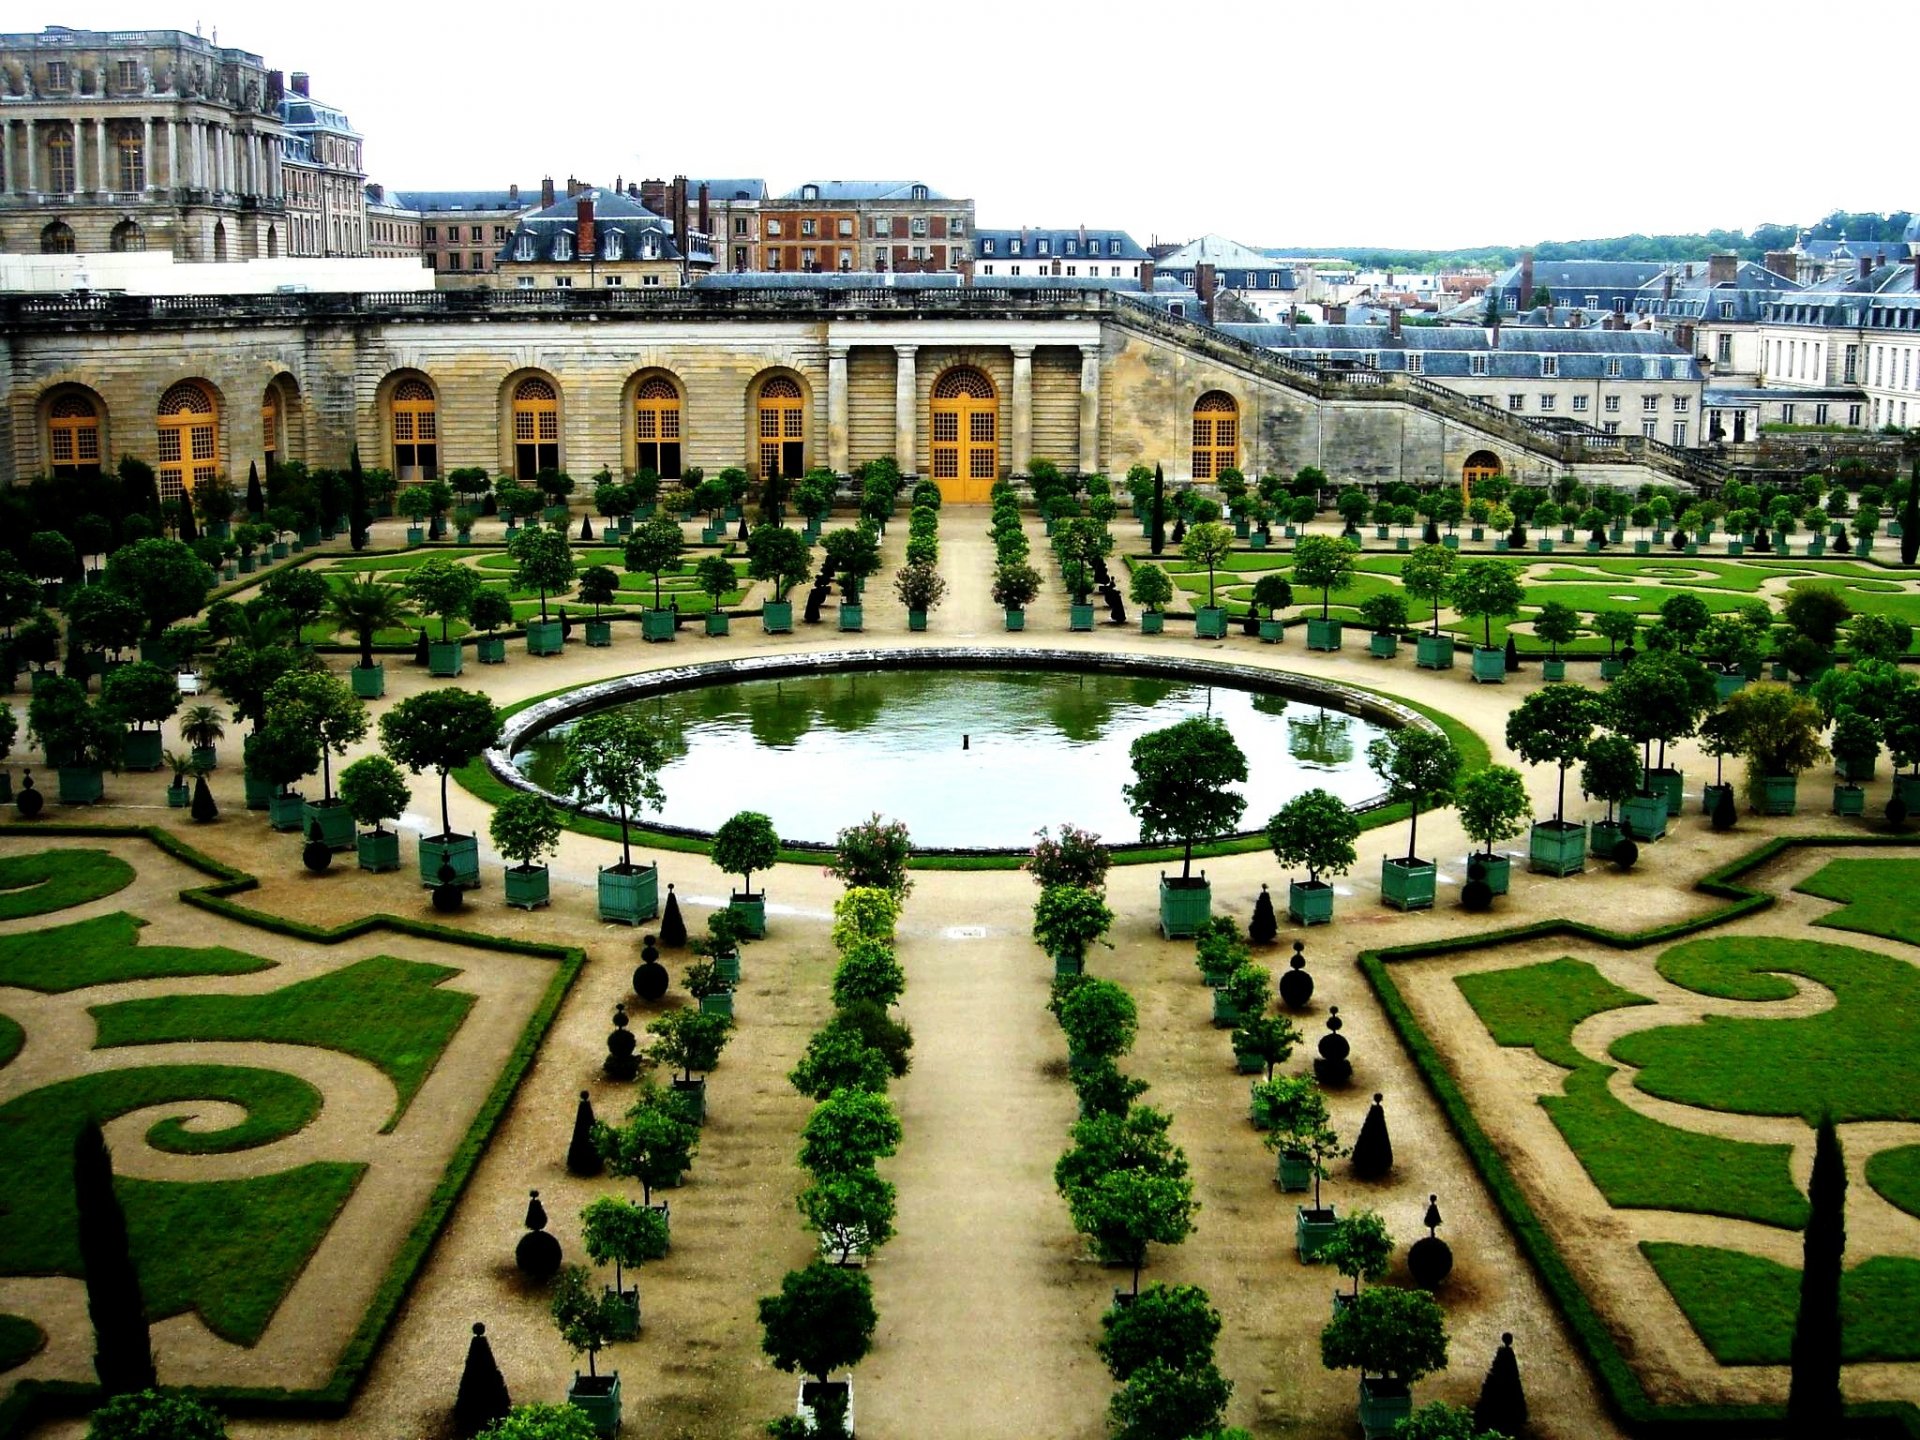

1613,937,1920,1123
1796,857,1920,946
1641,1244,1920,1364
1459,957,1807,1229
91,955,473,1128
0,1314,43,1373
1867,1144,1920,1220
0,1064,358,1346
0,849,135,919
0,912,274,994
0,1013,20,1069
318,549,482,573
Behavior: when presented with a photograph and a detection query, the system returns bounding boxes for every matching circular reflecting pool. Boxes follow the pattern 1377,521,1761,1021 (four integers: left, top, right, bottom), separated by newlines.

513,666,1391,850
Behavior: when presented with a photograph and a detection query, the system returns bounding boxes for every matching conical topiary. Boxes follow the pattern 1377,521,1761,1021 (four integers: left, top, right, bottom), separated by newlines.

453,1321,512,1436
660,885,687,948
580,515,595,541
1475,1331,1527,1437
1407,1194,1454,1288
1350,1093,1392,1179
567,1091,603,1177
413,628,430,665
74,1119,155,1395
1713,784,1738,831
515,1189,561,1279
1504,633,1520,672
1248,884,1278,945
604,1005,639,1081
1313,1006,1352,1087
16,772,42,819
634,933,669,1000
190,772,218,822
1278,940,1313,1009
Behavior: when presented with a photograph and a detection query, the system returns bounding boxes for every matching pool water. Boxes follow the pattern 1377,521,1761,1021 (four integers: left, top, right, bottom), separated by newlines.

516,668,1389,850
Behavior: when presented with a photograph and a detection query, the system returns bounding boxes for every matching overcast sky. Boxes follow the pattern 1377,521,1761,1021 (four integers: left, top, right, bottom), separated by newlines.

39,0,1916,250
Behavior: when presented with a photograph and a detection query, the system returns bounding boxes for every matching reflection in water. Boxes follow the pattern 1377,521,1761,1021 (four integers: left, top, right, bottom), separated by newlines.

519,669,1390,848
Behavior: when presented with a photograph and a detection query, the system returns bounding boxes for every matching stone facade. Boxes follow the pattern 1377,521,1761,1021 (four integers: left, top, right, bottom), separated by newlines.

277,73,365,257
0,286,1689,499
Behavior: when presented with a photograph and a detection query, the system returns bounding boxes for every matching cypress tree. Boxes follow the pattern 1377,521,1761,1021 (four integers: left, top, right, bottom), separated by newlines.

452,1321,511,1436
74,1119,155,1395
178,489,199,544
245,460,264,517
1902,463,1920,568
1786,1117,1846,1435
1150,464,1166,556
1474,1331,1528,1437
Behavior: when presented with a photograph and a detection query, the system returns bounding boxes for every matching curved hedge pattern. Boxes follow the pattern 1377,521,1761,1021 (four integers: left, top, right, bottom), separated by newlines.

0,849,136,920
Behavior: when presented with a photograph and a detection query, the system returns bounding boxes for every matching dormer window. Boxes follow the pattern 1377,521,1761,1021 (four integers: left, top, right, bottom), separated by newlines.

515,233,535,261
553,231,572,261
1010,240,1022,256
1541,355,1558,377
982,239,995,256
911,184,928,201
1066,240,1078,255
604,230,622,261
1037,239,1051,256
801,184,819,201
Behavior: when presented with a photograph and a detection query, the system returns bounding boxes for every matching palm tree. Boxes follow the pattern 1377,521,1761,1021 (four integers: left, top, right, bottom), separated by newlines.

329,573,415,671
179,704,225,754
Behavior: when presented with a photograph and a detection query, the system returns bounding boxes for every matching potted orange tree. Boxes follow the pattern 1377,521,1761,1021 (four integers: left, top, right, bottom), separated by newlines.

1367,727,1461,911
712,809,780,938
492,791,562,909
338,754,409,872
557,711,667,924
1266,788,1359,925
1124,717,1247,938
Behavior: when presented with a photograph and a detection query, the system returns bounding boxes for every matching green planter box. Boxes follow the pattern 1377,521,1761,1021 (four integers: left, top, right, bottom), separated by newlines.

1055,952,1084,979
598,863,659,925
1727,541,1744,556
357,829,400,872
1004,608,1026,631
1834,784,1867,817
640,610,676,643
271,542,290,560
243,770,276,810
1470,647,1506,684
504,864,551,909
699,990,734,1019
1306,618,1343,652
1467,852,1511,895
585,619,613,647
711,951,740,984
1650,768,1685,816
1588,820,1625,859
1701,782,1734,816
419,833,481,889
351,664,385,699
268,789,307,832
166,783,190,809
526,618,565,655
1276,1149,1312,1192
1443,535,1460,550
729,891,767,938
1808,539,1826,557
1536,538,1554,553
1068,603,1095,632
706,612,731,637
1374,525,1390,539
303,799,355,851
1634,540,1652,555
122,729,165,772
1620,792,1668,842
1368,632,1398,659
1296,1205,1340,1263
1210,986,1242,1028
1528,821,1587,876
238,554,257,574
406,527,425,546
1288,879,1334,926
1585,541,1602,554
1470,527,1485,541
1685,542,1700,555
221,564,238,581
1250,532,1270,550
1542,658,1567,681
428,641,463,677
57,766,104,805
1600,657,1625,680
838,603,864,632
1140,612,1164,635
907,609,928,632
1380,857,1436,911
1258,618,1285,643
1358,1378,1414,1440
763,600,794,634
1714,672,1746,700
1194,606,1227,639
1233,518,1251,539
477,636,507,664
1756,775,1799,816
1493,538,1509,552
566,1370,621,1437
1415,634,1454,670
672,1077,705,1125
1158,874,1212,939
1396,537,1411,552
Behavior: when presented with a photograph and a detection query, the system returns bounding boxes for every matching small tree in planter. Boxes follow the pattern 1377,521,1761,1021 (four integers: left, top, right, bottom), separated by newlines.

1030,823,1112,892
647,1007,733,1120
1125,716,1248,936
576,566,621,645
509,527,575,651
1507,684,1597,876
1266,788,1359,926
1455,765,1530,906
1032,883,1115,975
470,589,515,664
788,1022,893,1101
402,558,479,676
828,814,913,895
338,754,410,872
1401,544,1457,668
1594,610,1638,677
1128,562,1174,634
991,562,1042,628
1251,574,1294,641
692,555,736,635
100,661,180,772
595,1078,701,1202
712,809,780,935
557,711,669,922
1181,521,1236,635
378,688,502,888
1107,1359,1233,1440
758,1262,878,1427
1054,976,1137,1074
1533,601,1581,678
1366,728,1462,911
821,524,881,603
892,561,946,631
1261,1073,1342,1220
579,1196,668,1334
1322,1209,1395,1302
179,702,226,770
491,792,562,909
1581,735,1642,860
1294,534,1356,649
1450,559,1524,682
623,517,686,620
329,572,414,696
799,1164,897,1266
549,1264,629,1425
261,669,368,824
1359,592,1409,658
1064,1162,1196,1297
800,1088,902,1178
102,537,215,645
747,523,810,633
396,485,435,540
1320,1284,1451,1437
1097,1281,1222,1382
1723,683,1828,816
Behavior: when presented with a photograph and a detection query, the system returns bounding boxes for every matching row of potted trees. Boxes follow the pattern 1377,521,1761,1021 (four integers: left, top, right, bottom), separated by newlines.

892,483,946,631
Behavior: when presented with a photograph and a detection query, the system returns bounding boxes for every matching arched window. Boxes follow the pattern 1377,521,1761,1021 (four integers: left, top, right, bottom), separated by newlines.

512,376,560,478
261,387,282,473
213,220,228,262
46,125,75,193
157,381,219,503
634,376,682,479
48,393,102,478
265,224,279,258
757,376,805,479
1191,391,1238,480
110,219,144,252
391,378,438,481
931,367,998,503
41,220,76,254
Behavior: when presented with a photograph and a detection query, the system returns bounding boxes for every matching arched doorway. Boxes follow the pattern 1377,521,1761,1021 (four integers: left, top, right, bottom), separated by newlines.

40,221,76,254
48,392,103,478
634,375,683,479
1191,391,1238,479
110,220,145,252
757,375,805,480
265,224,279,258
1462,450,1501,499
390,377,439,481
511,376,560,478
157,381,219,503
261,386,282,473
931,366,998,503
213,220,229,262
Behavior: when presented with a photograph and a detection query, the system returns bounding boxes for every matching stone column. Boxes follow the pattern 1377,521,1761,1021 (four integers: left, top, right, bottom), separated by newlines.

23,118,34,192
1011,344,1035,477
96,117,109,193
0,120,11,195
894,345,917,476
827,344,851,476
141,117,152,190
165,118,176,191
1079,347,1101,476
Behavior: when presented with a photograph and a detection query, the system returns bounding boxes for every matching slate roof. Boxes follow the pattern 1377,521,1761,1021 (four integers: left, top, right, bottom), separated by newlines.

689,179,766,202
1494,259,1669,292
1705,384,1865,403
1221,322,1704,381
973,228,1148,260
775,180,952,202
280,98,358,138
498,189,701,264
1155,234,1282,271
692,271,1194,301
393,189,541,215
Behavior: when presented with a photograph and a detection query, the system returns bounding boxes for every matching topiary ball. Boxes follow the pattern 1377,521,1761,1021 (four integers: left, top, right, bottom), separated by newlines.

15,774,42,819
303,839,334,873
1612,839,1639,871
1278,941,1314,1009
1408,1233,1454,1288
1461,878,1493,912
515,1226,561,1280
432,884,464,913
633,960,670,1002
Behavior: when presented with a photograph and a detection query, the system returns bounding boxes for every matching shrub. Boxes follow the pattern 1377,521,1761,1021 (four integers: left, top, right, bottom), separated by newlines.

1124,717,1249,879
85,1390,227,1440
828,814,912,895
1097,1282,1222,1381
758,1262,877,1386
1320,1284,1449,1384
1029,823,1112,891
1266,788,1359,884
1032,884,1115,969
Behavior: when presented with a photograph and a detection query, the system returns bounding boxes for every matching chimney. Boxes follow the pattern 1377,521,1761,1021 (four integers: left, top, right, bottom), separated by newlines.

697,182,710,235
509,183,519,204
1570,309,1585,328
1289,304,1299,328
367,182,383,202
1139,259,1154,293
1326,303,1347,325
565,175,578,199
576,195,595,261
1389,304,1402,339
1860,254,1874,281
541,176,555,209
615,174,622,195
1519,251,1534,307
289,71,309,96
959,259,975,287
1684,263,1693,280
1876,251,1887,269
672,175,687,263
1764,250,1796,279
1709,251,1738,286
1677,322,1696,352
1490,311,1502,345
1912,252,1920,292
1195,263,1218,323
628,183,638,199
1662,271,1673,301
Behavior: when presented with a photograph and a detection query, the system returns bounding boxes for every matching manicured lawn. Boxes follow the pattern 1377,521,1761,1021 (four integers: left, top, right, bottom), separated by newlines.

1614,937,1920,1124
0,1314,43,1373
0,913,274,994
1456,957,1652,1072
1867,1144,1920,1220
90,954,474,1126
1796,857,1920,946
1641,1244,1920,1364
0,1063,359,1347
0,849,135,919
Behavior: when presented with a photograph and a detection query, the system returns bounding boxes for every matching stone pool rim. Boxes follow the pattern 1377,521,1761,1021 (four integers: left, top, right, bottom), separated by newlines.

484,647,1437,858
